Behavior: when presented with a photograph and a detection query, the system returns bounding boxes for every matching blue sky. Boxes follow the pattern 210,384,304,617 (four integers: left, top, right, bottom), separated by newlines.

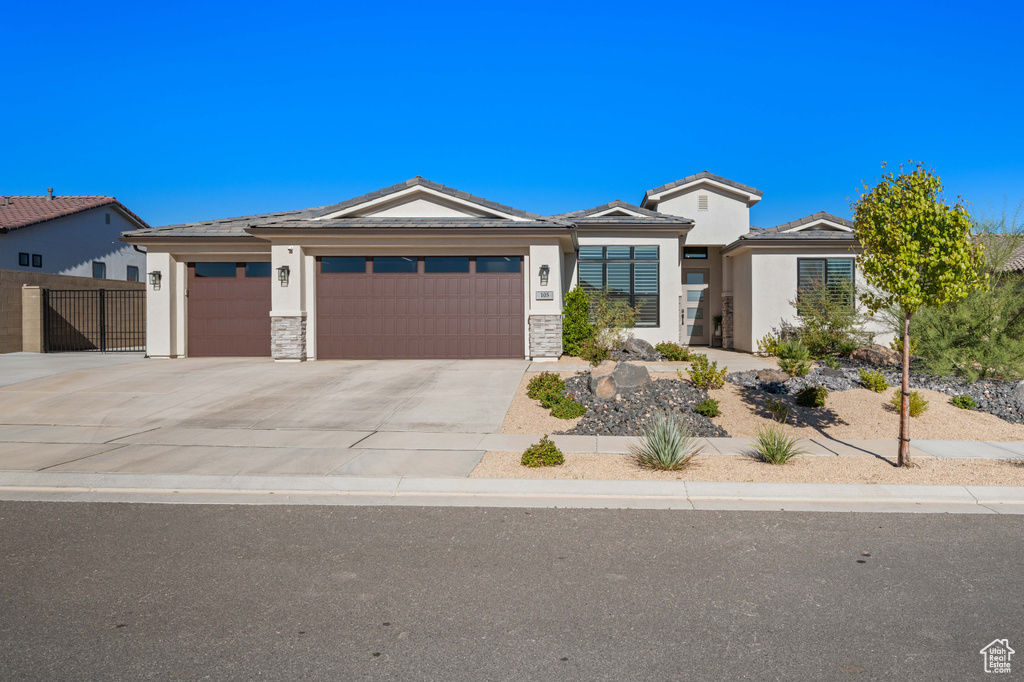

4,1,1023,228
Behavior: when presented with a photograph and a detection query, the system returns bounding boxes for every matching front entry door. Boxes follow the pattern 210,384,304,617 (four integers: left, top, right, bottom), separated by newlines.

681,268,709,345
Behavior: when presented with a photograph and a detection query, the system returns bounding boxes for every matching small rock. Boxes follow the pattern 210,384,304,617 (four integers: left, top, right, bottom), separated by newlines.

849,344,901,366
624,337,656,357
819,368,845,378
1009,381,1024,410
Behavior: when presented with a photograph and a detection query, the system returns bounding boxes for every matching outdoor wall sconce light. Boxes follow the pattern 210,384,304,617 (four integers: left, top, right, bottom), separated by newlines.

539,264,550,286
277,265,290,286
148,271,161,290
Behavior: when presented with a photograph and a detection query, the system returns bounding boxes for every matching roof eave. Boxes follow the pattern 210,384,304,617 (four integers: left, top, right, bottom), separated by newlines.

720,237,859,255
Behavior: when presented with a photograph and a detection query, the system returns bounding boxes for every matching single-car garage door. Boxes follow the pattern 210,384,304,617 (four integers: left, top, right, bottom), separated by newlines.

316,256,524,359
187,262,272,357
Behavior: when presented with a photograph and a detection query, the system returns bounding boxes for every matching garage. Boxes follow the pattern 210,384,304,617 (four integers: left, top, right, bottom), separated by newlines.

316,256,524,359
187,262,272,357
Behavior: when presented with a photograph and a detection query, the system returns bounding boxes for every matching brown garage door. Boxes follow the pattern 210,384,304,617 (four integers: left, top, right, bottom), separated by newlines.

187,262,272,357
316,256,524,359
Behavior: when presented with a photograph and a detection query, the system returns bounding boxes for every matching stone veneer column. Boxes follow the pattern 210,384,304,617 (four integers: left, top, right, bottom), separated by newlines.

722,294,734,350
529,314,563,359
271,314,307,361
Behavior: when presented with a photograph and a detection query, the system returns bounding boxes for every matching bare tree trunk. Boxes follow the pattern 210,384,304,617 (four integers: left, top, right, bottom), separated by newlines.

899,311,913,467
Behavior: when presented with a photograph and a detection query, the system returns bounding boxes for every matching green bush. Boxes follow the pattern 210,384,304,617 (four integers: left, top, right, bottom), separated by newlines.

655,342,691,362
764,397,790,424
686,353,727,390
521,435,564,467
757,333,781,356
527,372,565,400
859,368,889,392
562,287,594,357
795,384,828,408
777,339,811,377
821,356,842,370
580,339,609,366
751,424,805,464
890,389,929,417
695,398,721,418
550,396,587,419
631,411,702,470
789,276,865,358
590,288,637,351
950,394,977,410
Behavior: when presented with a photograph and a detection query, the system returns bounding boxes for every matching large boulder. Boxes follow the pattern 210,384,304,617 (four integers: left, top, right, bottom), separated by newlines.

850,344,901,366
757,368,791,383
1009,381,1024,411
623,337,656,357
588,361,652,399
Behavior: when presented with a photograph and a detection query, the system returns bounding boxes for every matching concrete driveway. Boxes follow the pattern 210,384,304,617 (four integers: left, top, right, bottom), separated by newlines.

0,357,528,477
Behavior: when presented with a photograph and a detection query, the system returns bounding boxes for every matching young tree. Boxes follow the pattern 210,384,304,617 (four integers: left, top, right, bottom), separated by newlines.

852,163,987,466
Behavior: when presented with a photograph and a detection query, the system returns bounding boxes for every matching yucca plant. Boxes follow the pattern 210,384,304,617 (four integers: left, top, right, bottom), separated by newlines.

751,424,805,464
632,411,702,471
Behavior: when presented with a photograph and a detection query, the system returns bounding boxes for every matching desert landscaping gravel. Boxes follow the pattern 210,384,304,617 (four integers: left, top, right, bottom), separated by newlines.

471,451,1024,486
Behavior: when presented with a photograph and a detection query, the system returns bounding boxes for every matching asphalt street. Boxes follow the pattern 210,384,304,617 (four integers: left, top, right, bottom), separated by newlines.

1,503,1021,681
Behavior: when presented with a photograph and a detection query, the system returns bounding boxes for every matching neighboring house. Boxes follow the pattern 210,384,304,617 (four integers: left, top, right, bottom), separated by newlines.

123,173,879,361
1,190,149,281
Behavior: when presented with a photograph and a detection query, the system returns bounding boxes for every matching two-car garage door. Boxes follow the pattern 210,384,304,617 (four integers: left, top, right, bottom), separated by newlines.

316,256,525,359
186,257,525,359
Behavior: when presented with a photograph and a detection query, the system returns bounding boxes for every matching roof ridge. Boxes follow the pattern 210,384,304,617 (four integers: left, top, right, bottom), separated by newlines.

643,171,764,202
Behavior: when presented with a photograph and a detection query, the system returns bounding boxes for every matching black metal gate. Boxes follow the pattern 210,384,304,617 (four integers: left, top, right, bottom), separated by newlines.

43,289,146,352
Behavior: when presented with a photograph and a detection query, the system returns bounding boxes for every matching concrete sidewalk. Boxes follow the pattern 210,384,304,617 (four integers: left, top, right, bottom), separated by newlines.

0,470,1021,514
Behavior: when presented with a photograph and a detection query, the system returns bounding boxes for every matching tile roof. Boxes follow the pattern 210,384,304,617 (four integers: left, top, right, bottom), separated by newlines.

0,195,150,233
252,218,570,230
549,199,693,224
759,211,854,234
309,176,543,220
643,171,764,201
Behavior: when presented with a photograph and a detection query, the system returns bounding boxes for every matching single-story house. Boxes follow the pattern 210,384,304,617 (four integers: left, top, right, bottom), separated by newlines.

2,189,149,280
123,172,880,361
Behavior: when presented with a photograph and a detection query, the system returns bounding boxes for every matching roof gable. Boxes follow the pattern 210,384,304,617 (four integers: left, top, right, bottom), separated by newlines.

549,200,692,225
762,211,854,234
312,177,539,221
0,195,150,233
642,171,763,208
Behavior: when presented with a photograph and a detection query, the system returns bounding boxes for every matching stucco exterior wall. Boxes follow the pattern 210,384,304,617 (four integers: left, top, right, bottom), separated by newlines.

1,207,145,280
654,186,751,246
574,232,683,346
730,252,753,351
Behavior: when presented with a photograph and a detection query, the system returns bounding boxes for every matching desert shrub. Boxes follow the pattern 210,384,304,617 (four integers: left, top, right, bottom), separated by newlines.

795,384,828,408
527,372,565,400
756,333,781,356
550,396,587,419
777,339,811,377
859,368,889,392
655,342,690,362
789,276,865,358
631,411,702,470
686,353,727,389
562,287,594,357
590,288,637,351
751,424,805,464
580,339,609,366
764,396,790,424
695,398,721,418
521,435,564,467
950,394,977,410
890,389,929,417
821,356,841,370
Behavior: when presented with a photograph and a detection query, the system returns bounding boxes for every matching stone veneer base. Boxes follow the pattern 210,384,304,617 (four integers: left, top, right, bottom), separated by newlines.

271,315,307,361
529,314,563,359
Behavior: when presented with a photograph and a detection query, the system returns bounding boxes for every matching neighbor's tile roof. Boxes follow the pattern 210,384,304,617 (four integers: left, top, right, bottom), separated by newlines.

548,199,693,225
643,171,764,200
0,195,150,233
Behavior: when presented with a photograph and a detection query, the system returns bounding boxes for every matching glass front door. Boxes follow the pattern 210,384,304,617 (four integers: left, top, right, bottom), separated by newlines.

682,268,709,345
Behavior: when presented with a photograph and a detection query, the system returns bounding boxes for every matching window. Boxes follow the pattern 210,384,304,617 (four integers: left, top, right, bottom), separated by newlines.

105,213,111,225
797,258,855,313
685,271,705,285
698,195,709,211
32,254,41,268
476,256,521,273
578,246,659,327
92,261,106,279
244,262,271,277
127,265,139,282
321,257,366,274
424,257,469,273
194,262,237,278
683,247,708,259
19,253,29,266
372,257,417,274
